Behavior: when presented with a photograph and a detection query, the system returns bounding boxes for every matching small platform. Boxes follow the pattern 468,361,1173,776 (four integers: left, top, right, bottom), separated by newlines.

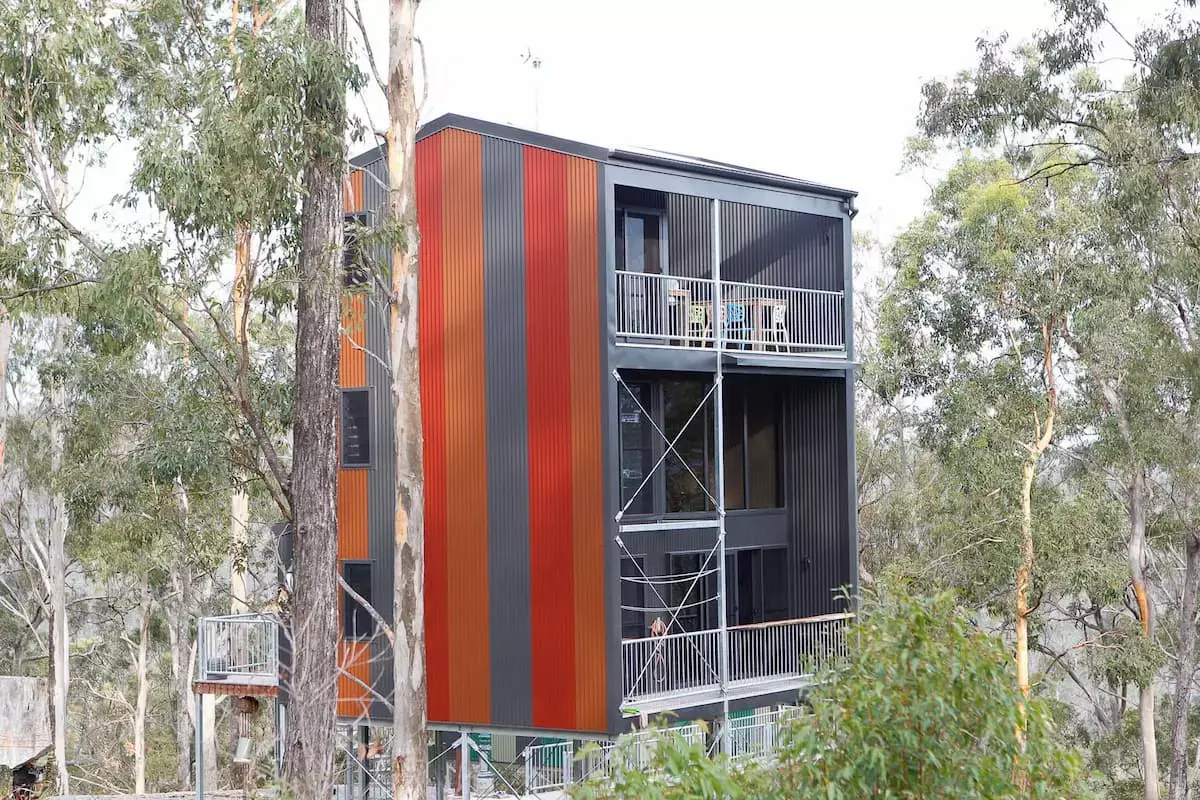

193,676,280,698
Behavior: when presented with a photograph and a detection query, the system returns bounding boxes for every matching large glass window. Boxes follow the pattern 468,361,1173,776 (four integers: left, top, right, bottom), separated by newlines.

617,376,781,515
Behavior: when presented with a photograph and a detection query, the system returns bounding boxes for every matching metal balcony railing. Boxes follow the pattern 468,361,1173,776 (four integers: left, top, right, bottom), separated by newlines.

621,613,852,709
727,706,801,761
523,724,706,793
197,614,279,686
615,271,845,354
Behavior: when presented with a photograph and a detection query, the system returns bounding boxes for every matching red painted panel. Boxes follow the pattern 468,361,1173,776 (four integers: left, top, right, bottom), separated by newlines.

440,129,490,724
524,146,577,729
417,132,450,723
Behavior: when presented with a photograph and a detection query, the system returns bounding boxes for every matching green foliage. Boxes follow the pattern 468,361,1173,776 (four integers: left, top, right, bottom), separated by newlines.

579,588,1092,799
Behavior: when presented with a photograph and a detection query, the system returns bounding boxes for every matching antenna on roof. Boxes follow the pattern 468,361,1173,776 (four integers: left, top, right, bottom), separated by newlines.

520,47,543,130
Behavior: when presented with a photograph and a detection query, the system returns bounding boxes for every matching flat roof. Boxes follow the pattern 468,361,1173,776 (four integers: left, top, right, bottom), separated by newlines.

353,113,858,201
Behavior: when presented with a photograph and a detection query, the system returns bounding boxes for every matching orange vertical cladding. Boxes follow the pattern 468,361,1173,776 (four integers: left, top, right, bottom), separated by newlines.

417,133,451,723
440,129,491,723
337,169,370,715
336,640,372,718
566,157,606,731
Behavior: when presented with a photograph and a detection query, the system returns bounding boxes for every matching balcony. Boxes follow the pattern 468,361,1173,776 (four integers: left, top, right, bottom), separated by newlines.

196,614,280,691
619,613,851,716
615,271,845,356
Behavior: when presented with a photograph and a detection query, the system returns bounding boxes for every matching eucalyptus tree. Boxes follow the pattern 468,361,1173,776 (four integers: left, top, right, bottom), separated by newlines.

913,5,1200,795
883,154,1095,724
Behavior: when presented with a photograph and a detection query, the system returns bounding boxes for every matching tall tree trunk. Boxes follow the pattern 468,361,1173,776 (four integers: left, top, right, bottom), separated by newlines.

167,590,194,790
47,318,70,794
231,224,252,614
282,0,346,795
133,577,153,795
1131,468,1161,800
385,0,426,796
1168,531,1200,800
1015,454,1037,703
1015,321,1057,744
0,304,11,476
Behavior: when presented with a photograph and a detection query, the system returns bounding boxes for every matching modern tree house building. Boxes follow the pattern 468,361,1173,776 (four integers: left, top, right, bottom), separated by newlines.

195,113,858,792
324,114,859,746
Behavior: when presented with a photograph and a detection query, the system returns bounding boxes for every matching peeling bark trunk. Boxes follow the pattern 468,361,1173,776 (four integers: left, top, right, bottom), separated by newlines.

1130,469,1160,800
47,318,70,795
385,0,426,796
1015,321,1057,754
1168,531,1200,800
282,0,346,795
231,223,252,614
133,578,152,795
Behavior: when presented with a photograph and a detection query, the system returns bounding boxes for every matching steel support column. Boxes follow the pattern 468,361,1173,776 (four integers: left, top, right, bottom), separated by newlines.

194,693,204,800
712,198,731,755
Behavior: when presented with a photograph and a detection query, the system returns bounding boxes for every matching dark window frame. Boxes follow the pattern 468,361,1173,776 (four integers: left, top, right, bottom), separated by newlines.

343,212,370,288
340,388,372,468
620,376,782,518
341,560,375,641
620,556,647,640
616,206,670,276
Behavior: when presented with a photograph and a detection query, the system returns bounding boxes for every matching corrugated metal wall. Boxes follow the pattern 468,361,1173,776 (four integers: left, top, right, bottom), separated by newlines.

720,203,843,290
782,376,852,616
412,128,608,733
337,173,372,716
482,136,533,726
338,153,401,721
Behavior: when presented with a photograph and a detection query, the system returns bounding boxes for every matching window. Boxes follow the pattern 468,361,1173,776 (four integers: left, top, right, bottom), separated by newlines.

762,548,789,621
621,557,646,640
723,383,746,510
342,562,374,639
670,553,717,632
344,213,368,287
616,376,781,515
617,211,664,275
340,389,371,466
619,384,654,515
663,380,709,514
746,389,778,508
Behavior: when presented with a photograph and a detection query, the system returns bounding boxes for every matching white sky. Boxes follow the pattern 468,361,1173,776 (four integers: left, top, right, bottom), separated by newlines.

349,0,1172,244
70,0,1174,253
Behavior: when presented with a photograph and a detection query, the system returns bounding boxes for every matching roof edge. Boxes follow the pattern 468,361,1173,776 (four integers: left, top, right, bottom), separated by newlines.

416,113,610,162
350,113,859,202
609,148,857,200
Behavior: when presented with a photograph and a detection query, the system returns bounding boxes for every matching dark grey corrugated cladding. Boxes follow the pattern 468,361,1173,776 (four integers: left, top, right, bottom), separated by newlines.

783,377,852,617
481,136,534,727
720,204,843,290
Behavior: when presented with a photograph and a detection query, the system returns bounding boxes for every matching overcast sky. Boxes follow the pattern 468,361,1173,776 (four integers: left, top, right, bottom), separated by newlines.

347,0,1174,244
68,0,1177,254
